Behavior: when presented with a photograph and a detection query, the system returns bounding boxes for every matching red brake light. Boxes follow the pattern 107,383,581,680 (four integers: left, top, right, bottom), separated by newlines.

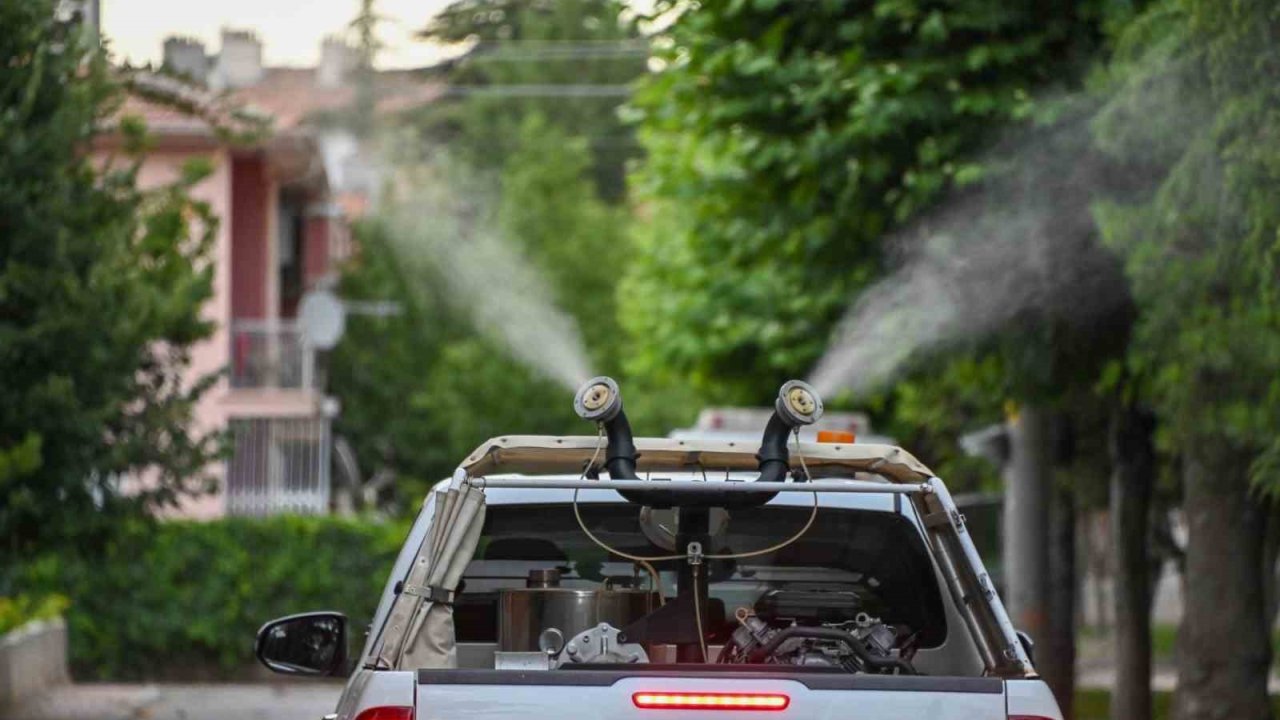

355,707,413,720
633,692,790,711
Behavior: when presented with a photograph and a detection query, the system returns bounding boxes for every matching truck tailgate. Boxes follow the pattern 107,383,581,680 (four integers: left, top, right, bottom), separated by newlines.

416,669,1006,720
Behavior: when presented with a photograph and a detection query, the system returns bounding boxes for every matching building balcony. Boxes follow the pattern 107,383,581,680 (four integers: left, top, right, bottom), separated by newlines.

229,319,323,392
224,322,333,516
225,416,331,516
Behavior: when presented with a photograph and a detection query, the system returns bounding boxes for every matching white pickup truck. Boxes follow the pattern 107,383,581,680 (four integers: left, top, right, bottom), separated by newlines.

254,378,1062,720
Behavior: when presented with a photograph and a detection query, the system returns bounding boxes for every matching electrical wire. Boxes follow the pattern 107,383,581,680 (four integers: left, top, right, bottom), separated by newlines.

572,489,686,564
703,491,818,560
572,446,819,560
639,558,665,606
793,427,812,481
576,424,671,604
571,488,676,605
579,424,606,480
571,425,823,620
441,84,632,98
692,563,708,663
704,431,818,560
467,47,648,61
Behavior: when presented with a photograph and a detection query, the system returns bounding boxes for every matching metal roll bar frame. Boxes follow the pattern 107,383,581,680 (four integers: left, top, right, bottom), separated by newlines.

451,444,1034,679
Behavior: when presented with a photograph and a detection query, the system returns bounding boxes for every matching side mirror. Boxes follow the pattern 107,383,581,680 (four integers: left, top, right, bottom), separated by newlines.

1016,630,1036,666
255,611,348,676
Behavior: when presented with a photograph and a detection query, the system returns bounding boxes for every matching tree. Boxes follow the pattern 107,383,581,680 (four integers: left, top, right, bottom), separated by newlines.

497,114,630,361
1108,398,1157,720
622,0,1112,401
624,5,1153,712
414,0,646,200
0,1,219,557
333,2,651,497
327,220,463,505
349,0,385,138
330,115,630,499
1092,0,1280,717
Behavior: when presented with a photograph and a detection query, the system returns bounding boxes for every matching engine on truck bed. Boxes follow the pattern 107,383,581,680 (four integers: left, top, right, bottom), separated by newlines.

718,590,917,673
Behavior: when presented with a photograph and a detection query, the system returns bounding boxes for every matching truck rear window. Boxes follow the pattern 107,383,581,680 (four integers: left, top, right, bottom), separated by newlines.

457,502,947,649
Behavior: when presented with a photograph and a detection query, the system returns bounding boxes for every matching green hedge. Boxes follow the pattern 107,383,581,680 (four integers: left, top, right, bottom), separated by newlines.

13,516,408,680
0,593,69,635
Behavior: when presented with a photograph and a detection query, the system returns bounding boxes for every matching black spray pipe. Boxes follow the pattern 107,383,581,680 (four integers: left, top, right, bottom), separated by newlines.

573,376,637,479
757,379,825,484
572,377,824,507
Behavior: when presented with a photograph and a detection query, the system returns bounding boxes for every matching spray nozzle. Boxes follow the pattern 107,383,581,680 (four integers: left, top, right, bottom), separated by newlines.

574,376,623,423
775,380,824,428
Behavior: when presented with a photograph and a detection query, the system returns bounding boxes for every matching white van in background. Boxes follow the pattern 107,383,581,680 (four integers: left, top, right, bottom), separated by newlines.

669,407,896,445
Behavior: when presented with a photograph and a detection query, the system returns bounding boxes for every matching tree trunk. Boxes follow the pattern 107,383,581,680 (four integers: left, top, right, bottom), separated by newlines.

1095,512,1113,631
1263,510,1280,630
1041,476,1077,718
1173,449,1273,720
1003,406,1053,664
1109,404,1156,720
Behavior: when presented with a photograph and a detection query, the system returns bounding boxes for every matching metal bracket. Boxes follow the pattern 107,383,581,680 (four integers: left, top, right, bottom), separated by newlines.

401,584,455,605
977,573,996,600
924,508,967,532
686,541,703,566
923,510,951,528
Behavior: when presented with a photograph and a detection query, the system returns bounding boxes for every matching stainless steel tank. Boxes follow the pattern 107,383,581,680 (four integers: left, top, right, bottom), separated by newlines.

498,585,659,652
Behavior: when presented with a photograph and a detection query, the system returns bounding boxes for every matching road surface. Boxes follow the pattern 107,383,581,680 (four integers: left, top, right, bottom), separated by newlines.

9,682,344,720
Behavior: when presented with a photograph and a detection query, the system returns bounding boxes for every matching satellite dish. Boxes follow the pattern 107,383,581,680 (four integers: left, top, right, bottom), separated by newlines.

298,289,346,350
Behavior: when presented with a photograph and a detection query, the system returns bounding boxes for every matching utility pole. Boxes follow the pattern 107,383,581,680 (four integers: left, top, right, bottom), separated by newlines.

349,0,382,138
1003,405,1052,654
58,0,100,45
963,405,1065,708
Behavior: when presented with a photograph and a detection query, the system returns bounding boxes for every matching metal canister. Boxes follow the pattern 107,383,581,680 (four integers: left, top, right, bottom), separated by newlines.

498,584,658,652
526,568,561,589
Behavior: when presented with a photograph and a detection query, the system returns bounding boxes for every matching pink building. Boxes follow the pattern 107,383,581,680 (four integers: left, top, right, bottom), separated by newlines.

99,74,353,518
94,28,440,517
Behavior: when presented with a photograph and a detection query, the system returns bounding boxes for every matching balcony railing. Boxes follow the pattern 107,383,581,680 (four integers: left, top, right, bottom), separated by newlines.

229,320,319,390
225,417,331,516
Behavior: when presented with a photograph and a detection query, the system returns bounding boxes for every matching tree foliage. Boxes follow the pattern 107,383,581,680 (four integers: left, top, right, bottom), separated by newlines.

349,0,386,137
331,116,626,497
1098,0,1275,534
327,220,462,502
0,1,219,556
1089,6,1280,713
622,0,1112,399
1093,0,1280,485
497,114,630,358
414,0,645,200
12,516,405,679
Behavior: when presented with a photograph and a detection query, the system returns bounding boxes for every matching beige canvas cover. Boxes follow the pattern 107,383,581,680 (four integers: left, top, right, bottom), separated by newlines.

375,481,486,669
460,435,935,484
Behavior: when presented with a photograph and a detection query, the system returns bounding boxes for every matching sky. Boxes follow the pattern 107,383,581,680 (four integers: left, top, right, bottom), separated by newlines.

102,0,456,70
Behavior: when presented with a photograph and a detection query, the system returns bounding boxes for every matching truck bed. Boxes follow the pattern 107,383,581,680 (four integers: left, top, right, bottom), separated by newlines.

415,667,1008,720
